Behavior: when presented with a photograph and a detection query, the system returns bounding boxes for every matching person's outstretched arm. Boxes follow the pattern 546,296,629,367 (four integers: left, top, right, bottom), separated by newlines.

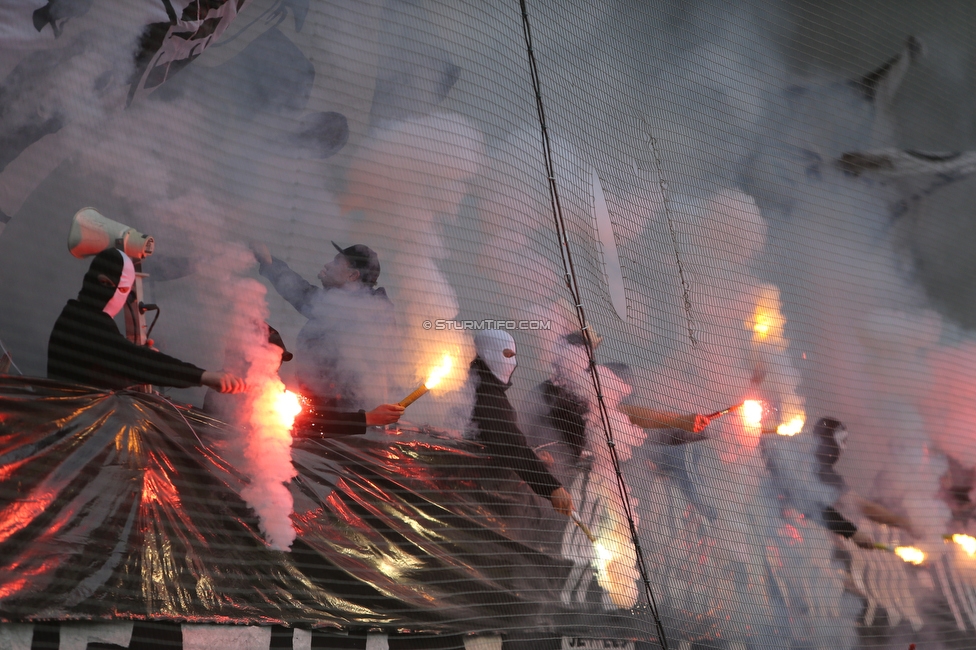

106,336,246,391
251,242,318,316
620,404,711,433
200,371,247,394
296,403,404,438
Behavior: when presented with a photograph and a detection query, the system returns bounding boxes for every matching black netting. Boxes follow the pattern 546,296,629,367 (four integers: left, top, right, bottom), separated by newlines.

2,1,976,649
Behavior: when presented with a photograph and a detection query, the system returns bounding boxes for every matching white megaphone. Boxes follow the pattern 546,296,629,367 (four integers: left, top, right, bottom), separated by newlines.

67,207,154,260
67,208,155,353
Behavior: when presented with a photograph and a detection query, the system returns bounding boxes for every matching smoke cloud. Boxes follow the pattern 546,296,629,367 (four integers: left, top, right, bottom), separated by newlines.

338,113,481,428
2,0,976,644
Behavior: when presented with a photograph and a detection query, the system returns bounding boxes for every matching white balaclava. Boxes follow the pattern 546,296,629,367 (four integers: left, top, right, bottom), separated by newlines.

103,251,135,318
834,423,849,451
475,329,517,384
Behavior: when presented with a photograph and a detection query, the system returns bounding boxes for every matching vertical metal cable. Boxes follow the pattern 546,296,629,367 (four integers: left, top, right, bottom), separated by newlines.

641,114,697,349
517,3,670,648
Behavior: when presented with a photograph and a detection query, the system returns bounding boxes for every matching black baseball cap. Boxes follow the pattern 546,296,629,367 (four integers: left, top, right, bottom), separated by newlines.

331,241,381,286
267,324,293,362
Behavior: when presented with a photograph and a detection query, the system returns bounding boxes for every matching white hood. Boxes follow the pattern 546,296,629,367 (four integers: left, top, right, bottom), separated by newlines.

474,329,517,384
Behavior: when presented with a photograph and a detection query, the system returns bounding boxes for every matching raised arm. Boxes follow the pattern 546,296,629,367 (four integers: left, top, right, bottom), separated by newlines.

251,243,318,316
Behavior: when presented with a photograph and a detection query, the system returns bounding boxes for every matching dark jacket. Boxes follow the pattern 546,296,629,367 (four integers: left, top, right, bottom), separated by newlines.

47,249,205,390
202,387,367,437
542,379,589,460
295,403,368,438
813,417,858,538
470,357,562,498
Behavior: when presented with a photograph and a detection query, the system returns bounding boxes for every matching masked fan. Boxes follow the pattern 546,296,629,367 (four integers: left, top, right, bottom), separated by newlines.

468,329,573,517
48,248,245,393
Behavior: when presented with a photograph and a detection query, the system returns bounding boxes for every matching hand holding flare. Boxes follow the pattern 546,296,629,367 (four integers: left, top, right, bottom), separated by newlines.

621,399,803,436
620,404,714,433
400,354,453,408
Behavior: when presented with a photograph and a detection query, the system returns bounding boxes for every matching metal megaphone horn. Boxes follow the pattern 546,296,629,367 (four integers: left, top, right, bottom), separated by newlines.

67,207,154,260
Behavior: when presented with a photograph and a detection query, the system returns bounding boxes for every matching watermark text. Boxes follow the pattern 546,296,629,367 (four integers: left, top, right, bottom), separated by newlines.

423,319,552,331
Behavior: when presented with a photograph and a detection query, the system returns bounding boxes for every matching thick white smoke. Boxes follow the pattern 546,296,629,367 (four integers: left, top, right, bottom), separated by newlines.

542,335,648,609
240,342,300,551
2,0,976,644
338,113,480,428
0,0,172,223
197,242,299,551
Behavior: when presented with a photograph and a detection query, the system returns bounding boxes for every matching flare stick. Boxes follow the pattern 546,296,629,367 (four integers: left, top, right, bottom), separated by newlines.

399,384,428,408
706,402,744,420
571,512,597,543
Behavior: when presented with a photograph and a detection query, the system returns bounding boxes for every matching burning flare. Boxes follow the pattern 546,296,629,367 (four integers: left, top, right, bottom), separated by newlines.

746,284,806,438
749,287,786,347
242,374,300,551
591,527,639,608
425,354,453,389
742,400,764,428
252,385,302,433
594,542,613,573
753,315,772,339
776,416,805,437
400,354,454,407
273,390,303,428
952,533,976,557
894,546,925,565
739,399,804,436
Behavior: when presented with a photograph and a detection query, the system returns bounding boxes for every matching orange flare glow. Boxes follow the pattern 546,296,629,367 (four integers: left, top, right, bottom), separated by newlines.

894,546,925,565
953,534,976,557
777,416,805,436
260,388,302,431
594,541,614,573
742,400,764,428
278,390,302,428
425,354,453,389
401,354,455,407
749,286,786,347
753,318,771,339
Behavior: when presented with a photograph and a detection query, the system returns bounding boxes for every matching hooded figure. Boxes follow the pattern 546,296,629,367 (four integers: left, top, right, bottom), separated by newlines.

524,331,646,609
814,416,848,489
468,330,571,516
812,417,860,539
805,418,924,629
48,248,211,390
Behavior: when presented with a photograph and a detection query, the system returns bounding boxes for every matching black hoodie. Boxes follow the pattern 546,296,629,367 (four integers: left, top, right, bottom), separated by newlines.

470,356,562,498
47,248,205,390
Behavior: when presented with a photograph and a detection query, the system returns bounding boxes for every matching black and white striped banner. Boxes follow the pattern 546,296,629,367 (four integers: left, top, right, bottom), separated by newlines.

0,622,506,650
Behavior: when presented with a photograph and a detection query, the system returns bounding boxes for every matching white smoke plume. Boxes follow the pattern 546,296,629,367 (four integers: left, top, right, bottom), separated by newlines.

338,113,480,429
0,1,173,222
240,342,300,551
558,348,648,608
196,242,299,551
2,0,976,644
